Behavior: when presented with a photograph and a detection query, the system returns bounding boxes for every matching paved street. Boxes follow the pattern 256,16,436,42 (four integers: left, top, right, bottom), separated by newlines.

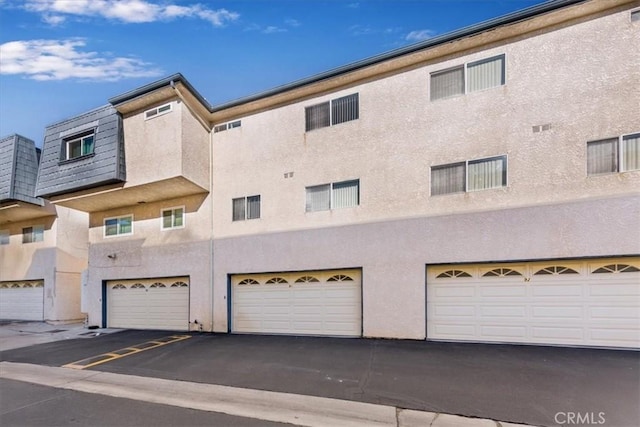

1,327,638,427
1,378,288,426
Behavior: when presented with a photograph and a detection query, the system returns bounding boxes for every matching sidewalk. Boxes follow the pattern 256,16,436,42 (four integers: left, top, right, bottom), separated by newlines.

0,361,533,427
0,321,119,352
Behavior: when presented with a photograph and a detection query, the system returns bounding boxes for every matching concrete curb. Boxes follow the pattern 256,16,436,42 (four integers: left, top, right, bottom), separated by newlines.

0,362,537,427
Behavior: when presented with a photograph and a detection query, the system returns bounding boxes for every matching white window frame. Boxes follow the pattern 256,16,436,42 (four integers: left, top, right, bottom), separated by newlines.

232,195,261,221
430,155,508,196
22,225,44,244
161,206,185,230
430,54,505,101
305,179,360,212
104,214,134,238
64,133,95,160
0,229,9,245
587,132,640,176
144,103,172,120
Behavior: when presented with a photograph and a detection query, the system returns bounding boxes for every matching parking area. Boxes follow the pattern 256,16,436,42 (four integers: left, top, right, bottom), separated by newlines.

1,327,638,427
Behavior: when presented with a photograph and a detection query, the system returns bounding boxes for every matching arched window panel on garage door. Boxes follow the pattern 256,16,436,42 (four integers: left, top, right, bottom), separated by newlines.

295,276,320,283
238,278,260,285
481,268,523,277
112,284,126,289
327,274,354,282
171,281,188,287
436,269,473,279
150,282,166,288
534,266,580,275
131,283,145,289
592,264,640,274
266,277,288,284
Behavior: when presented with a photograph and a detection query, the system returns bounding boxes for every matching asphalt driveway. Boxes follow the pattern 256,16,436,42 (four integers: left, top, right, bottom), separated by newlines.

2,331,638,427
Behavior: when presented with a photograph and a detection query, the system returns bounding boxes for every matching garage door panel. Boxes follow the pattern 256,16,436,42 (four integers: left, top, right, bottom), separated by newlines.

479,305,526,317
589,306,640,320
232,269,361,337
434,285,475,298
0,283,45,321
107,278,189,331
481,325,527,338
531,306,583,319
428,258,640,348
531,326,584,340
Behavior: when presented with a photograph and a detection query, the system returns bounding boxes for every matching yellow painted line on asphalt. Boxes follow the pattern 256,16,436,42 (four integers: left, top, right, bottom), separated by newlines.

62,335,191,370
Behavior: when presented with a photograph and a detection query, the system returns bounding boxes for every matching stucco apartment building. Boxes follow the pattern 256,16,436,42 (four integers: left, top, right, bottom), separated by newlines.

0,134,88,322
9,0,639,348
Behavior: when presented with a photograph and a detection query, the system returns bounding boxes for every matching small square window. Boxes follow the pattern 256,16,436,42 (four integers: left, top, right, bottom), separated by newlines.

161,207,185,230
0,230,9,245
104,215,133,237
22,225,44,244
232,196,261,221
305,102,330,132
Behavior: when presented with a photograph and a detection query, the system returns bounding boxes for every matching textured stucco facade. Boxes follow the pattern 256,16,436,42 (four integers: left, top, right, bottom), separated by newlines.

9,0,639,341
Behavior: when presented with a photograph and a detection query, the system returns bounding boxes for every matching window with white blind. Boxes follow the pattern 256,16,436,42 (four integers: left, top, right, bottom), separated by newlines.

233,195,261,221
306,180,359,212
430,54,505,101
431,156,507,195
305,93,359,131
587,133,639,175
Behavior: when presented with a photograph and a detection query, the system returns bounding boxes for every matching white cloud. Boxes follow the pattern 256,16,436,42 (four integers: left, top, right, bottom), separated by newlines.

285,19,300,27
0,39,163,81
263,26,286,34
23,0,239,26
405,29,435,42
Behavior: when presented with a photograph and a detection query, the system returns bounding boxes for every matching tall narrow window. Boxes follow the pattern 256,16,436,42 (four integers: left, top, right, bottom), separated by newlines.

232,196,261,221
622,133,640,172
22,225,44,244
161,207,184,230
1,229,10,245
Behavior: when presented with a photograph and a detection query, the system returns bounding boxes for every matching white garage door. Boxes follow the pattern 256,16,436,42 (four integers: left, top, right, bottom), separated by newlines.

427,258,640,348
232,269,361,337
0,281,45,321
107,277,189,331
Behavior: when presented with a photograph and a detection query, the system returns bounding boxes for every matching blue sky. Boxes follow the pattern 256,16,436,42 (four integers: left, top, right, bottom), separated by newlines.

0,0,546,146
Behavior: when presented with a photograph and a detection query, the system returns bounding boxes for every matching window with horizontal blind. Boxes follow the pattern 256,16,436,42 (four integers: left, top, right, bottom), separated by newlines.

430,54,505,101
431,156,507,195
233,195,261,221
161,207,185,230
587,132,639,175
22,225,44,244
305,93,359,131
306,179,359,212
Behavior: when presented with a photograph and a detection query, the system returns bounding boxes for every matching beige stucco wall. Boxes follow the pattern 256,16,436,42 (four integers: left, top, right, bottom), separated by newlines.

84,193,213,329
211,7,640,239
0,206,88,321
121,99,210,191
